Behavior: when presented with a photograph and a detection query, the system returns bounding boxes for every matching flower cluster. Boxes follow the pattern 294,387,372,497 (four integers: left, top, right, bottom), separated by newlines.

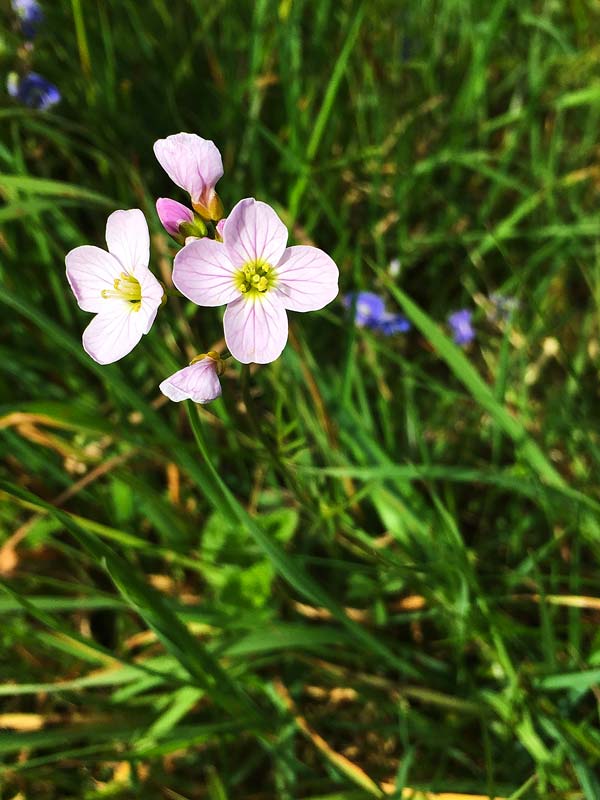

7,1,61,111
66,133,339,404
345,288,519,349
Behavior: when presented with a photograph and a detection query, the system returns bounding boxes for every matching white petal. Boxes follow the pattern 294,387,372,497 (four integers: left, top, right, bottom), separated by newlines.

223,198,288,268
105,209,150,274
159,359,222,404
138,269,165,334
274,245,339,312
223,294,288,364
65,245,123,313
173,238,239,307
153,133,223,204
82,306,148,365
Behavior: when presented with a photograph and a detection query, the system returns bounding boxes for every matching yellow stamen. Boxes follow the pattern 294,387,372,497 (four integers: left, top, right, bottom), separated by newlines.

101,272,142,310
234,260,274,297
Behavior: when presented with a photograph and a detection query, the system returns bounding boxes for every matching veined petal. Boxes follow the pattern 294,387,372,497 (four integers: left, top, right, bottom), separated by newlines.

65,245,123,313
138,269,165,334
82,306,148,365
223,198,288,268
153,133,223,204
159,359,222,404
275,245,339,312
156,197,193,237
173,238,239,307
223,294,288,364
105,209,150,274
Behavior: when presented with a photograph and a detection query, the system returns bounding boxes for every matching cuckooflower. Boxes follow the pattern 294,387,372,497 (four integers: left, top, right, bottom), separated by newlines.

448,309,475,346
12,0,43,39
8,71,60,110
153,133,224,221
173,198,339,364
215,218,226,241
155,197,206,243
65,209,164,364
159,351,224,404
156,198,194,237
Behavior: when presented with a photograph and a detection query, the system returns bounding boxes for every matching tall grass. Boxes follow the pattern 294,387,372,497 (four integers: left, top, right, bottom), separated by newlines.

2,0,600,797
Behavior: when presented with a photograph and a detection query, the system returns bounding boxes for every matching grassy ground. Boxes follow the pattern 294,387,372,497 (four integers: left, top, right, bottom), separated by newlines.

2,0,600,797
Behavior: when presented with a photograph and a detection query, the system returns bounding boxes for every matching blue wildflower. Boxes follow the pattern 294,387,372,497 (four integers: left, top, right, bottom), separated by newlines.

12,0,44,39
7,71,60,110
448,309,475,346
344,292,411,336
377,312,411,335
344,292,386,327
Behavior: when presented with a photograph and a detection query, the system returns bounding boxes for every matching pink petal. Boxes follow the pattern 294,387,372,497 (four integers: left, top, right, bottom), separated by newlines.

137,269,165,334
159,359,222,404
274,245,339,312
215,217,226,240
173,238,239,307
105,209,150,274
156,198,194,236
223,294,288,364
65,245,123,313
82,306,148,365
223,198,288,268
153,133,223,204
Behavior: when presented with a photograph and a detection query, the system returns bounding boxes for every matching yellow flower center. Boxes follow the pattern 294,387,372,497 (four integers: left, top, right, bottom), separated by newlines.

234,260,275,297
101,273,142,310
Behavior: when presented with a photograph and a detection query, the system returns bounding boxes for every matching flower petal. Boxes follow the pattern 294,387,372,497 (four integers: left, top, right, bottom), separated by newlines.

274,245,339,312
215,217,226,240
173,238,239,307
153,133,223,204
105,209,150,274
82,306,148,365
156,197,193,236
343,291,386,326
159,359,222,404
65,245,123,313
223,198,288,268
224,294,288,364
138,269,165,334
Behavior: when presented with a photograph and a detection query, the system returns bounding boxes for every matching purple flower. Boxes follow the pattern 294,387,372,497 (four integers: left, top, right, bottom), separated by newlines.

377,312,411,335
448,309,475,346
12,0,44,39
343,292,386,327
7,71,60,110
344,291,411,336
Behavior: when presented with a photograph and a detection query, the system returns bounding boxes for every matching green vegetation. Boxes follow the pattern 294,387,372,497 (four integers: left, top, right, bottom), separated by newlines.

2,0,600,797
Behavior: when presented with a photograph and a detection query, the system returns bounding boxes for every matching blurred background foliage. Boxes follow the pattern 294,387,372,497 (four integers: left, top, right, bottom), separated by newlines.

2,0,600,798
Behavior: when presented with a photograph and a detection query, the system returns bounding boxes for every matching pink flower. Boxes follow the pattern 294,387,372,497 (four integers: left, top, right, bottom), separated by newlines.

172,198,339,364
156,197,194,237
159,351,223,404
153,132,224,221
215,217,226,241
65,209,164,364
